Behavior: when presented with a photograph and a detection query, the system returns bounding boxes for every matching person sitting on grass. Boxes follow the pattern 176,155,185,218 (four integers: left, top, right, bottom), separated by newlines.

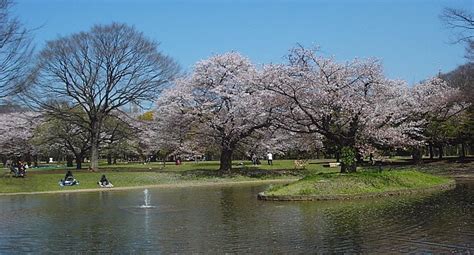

98,174,113,188
64,170,74,181
9,162,19,176
17,161,26,177
9,161,25,177
59,170,79,186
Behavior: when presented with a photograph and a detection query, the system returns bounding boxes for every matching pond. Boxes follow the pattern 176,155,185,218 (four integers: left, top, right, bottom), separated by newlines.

0,180,473,253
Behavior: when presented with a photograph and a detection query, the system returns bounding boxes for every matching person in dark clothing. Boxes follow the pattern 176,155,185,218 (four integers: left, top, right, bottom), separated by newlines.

17,161,26,177
251,153,258,166
98,174,113,188
59,170,78,186
64,170,74,181
99,175,109,185
10,162,19,176
9,161,25,177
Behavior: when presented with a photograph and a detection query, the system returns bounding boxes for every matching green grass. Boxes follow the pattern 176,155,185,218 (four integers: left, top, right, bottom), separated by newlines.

0,171,287,193
26,159,337,173
2,159,460,195
2,159,325,193
264,170,453,196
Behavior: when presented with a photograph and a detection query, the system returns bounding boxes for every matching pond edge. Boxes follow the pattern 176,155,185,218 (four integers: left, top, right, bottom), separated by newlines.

0,178,298,196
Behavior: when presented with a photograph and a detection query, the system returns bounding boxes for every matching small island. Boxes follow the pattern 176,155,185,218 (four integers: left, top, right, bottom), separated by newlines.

258,170,455,201
0,1,473,253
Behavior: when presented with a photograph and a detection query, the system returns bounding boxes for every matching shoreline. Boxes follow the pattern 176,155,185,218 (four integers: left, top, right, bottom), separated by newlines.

0,178,298,196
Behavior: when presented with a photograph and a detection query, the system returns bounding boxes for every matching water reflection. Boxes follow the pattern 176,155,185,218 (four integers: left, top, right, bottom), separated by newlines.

0,181,473,253
292,180,474,253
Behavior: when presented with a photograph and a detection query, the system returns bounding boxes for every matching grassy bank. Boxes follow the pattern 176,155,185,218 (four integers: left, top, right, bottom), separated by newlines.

263,170,453,197
0,160,311,194
0,171,302,194
2,159,467,195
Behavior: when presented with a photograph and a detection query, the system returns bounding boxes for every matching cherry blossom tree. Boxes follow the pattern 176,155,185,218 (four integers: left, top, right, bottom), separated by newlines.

411,76,470,159
264,46,461,172
154,87,201,163
0,111,40,165
156,53,275,173
236,126,323,162
439,63,474,157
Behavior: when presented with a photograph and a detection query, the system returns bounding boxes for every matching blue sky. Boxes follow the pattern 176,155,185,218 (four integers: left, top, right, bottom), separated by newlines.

14,0,472,84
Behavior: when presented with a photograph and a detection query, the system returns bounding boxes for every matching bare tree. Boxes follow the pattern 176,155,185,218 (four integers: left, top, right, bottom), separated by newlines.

441,8,474,42
0,0,33,99
466,40,474,61
441,7,474,61
29,23,179,170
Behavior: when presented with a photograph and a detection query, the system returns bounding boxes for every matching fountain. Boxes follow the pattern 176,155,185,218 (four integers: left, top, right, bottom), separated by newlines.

140,189,155,209
121,188,179,214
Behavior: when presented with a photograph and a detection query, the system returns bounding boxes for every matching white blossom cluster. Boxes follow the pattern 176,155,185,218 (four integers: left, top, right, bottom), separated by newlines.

0,111,40,156
155,47,462,162
0,47,462,167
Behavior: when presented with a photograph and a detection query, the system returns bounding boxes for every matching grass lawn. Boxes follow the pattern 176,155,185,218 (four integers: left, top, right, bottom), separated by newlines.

2,158,466,195
1,159,330,194
264,170,453,197
0,171,279,193
25,158,337,173
99,158,336,172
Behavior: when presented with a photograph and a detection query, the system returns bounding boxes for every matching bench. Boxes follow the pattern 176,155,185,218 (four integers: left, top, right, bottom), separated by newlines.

328,162,341,168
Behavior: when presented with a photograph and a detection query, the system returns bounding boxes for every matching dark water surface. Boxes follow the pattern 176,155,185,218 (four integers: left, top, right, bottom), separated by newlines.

0,180,473,253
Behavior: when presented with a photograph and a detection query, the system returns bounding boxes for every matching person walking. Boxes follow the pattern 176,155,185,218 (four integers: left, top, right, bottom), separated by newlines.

251,153,258,166
267,152,273,165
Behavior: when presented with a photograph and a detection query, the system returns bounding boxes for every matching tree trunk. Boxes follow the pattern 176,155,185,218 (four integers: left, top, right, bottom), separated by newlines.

33,155,38,167
355,153,363,164
25,153,32,166
460,143,466,158
66,155,74,167
412,147,423,163
219,148,233,174
90,121,100,171
107,154,112,165
113,157,117,164
438,145,444,159
428,142,434,159
75,154,83,170
339,145,357,173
